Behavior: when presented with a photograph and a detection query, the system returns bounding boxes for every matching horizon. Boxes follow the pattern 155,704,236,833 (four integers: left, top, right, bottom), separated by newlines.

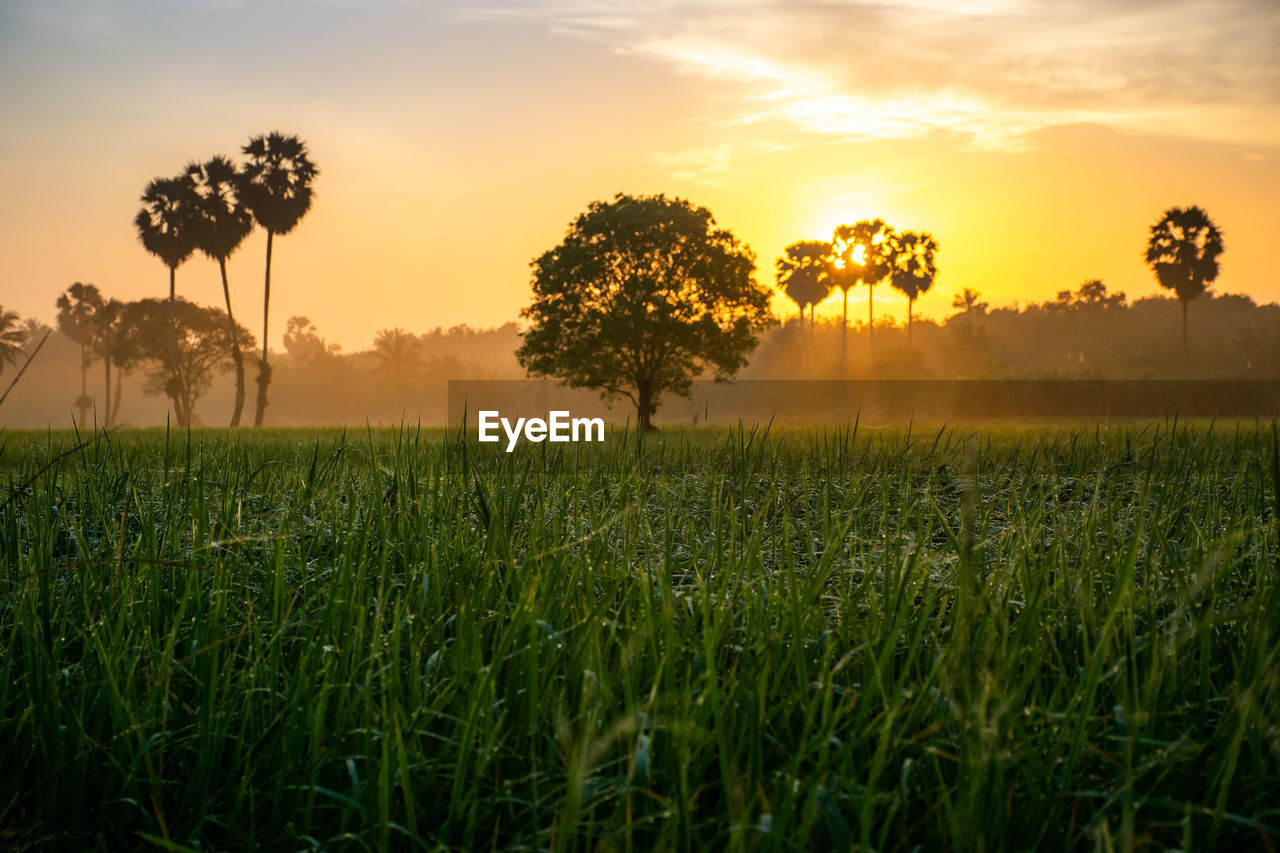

2,0,1278,353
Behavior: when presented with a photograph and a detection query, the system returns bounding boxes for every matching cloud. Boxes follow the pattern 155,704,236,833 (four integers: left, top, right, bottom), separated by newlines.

454,0,1280,151
651,144,734,185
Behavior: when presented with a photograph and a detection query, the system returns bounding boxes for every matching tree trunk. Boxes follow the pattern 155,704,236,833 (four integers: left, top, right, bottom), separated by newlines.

103,355,111,429
111,367,123,427
167,266,188,428
1181,299,1189,378
908,295,914,344
220,257,246,427
77,342,90,424
841,288,849,374
868,283,875,361
636,379,657,432
254,231,274,427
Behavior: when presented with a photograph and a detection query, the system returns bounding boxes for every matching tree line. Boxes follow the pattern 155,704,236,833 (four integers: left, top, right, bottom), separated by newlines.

518,196,1232,427
0,168,1239,430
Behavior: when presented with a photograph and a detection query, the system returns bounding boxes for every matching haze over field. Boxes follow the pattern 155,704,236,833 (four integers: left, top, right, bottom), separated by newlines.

2,0,1278,353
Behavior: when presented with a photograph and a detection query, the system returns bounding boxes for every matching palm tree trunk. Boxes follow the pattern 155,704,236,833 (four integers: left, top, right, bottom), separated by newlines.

78,342,89,424
254,230,274,427
908,295,914,344
220,258,246,427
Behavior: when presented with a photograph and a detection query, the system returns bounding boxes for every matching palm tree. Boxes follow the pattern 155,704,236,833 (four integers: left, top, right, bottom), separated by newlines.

829,219,894,367
135,173,199,427
371,328,424,397
55,282,105,423
776,240,833,330
189,155,255,426
0,306,25,372
89,299,130,428
1144,205,1223,374
238,132,319,426
951,288,988,315
887,231,938,343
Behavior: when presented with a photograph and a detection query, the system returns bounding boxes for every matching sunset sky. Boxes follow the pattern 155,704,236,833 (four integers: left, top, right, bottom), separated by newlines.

2,0,1277,352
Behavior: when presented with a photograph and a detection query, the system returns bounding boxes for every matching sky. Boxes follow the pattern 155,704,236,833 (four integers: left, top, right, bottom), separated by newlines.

2,0,1277,353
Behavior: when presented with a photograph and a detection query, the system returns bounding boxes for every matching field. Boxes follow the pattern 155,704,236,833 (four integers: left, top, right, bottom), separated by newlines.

1,422,1277,851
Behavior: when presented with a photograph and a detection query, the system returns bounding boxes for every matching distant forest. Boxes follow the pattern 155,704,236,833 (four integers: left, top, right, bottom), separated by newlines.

4,284,1277,428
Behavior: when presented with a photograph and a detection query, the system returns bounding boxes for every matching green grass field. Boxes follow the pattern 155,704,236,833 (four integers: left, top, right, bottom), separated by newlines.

2,422,1277,851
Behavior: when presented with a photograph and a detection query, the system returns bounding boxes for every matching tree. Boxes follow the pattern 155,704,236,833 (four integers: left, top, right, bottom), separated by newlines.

776,240,832,330
517,193,773,431
0,306,25,372
238,132,319,427
1144,205,1223,373
284,316,339,364
1046,279,1126,312
55,282,105,423
22,318,52,353
120,298,255,426
135,173,199,426
189,155,255,426
371,328,424,396
829,219,894,366
951,288,988,316
887,231,938,342
1074,278,1126,309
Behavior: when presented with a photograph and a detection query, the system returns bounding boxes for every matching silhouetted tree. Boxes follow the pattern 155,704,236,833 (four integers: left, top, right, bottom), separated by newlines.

1144,205,1223,373
21,318,52,353
238,132,319,426
284,316,339,364
1046,279,1127,312
0,306,24,372
135,173,199,426
518,193,773,430
371,328,424,397
776,240,833,329
1074,279,1126,309
887,231,938,342
189,155,254,426
951,288,988,316
120,298,254,425
55,282,105,423
830,219,894,366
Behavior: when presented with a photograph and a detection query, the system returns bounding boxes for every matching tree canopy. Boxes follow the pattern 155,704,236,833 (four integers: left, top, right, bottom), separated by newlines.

517,193,773,430
776,240,833,326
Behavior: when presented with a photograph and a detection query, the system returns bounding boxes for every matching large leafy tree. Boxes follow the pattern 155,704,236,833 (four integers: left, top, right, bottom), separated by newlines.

1144,205,1223,372
135,173,199,427
238,132,319,426
119,298,255,426
518,193,773,431
55,282,105,423
829,219,894,366
776,240,833,330
189,155,255,426
887,231,938,342
0,306,25,373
